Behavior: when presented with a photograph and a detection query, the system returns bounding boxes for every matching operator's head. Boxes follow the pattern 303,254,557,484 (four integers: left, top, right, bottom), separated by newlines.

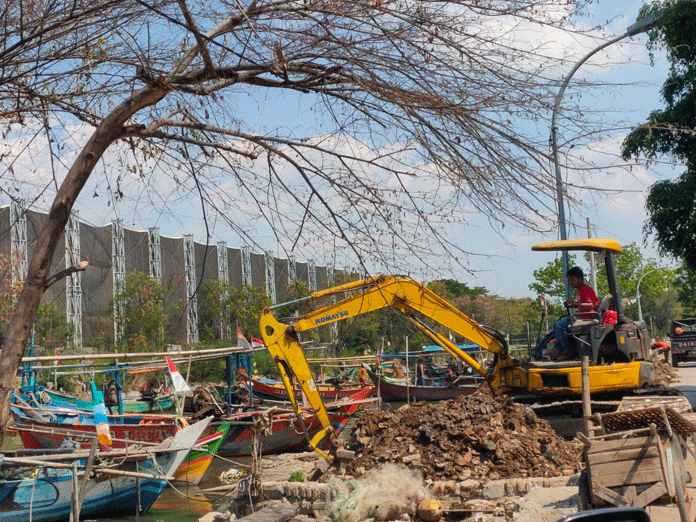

566,266,585,289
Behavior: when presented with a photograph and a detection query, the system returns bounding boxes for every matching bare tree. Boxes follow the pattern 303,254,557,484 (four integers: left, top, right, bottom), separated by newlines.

0,0,594,438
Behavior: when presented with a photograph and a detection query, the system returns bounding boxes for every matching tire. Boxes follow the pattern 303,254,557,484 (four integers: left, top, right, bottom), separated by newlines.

673,353,680,368
578,468,593,511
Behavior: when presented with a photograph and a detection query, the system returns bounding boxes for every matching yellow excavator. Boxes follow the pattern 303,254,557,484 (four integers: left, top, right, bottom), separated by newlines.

260,238,656,462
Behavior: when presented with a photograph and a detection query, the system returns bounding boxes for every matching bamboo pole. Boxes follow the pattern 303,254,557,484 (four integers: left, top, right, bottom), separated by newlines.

581,355,592,437
71,460,79,522
22,346,262,363
76,438,97,517
92,467,176,481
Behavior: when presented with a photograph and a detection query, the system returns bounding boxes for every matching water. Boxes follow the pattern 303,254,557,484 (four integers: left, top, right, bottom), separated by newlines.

145,458,248,522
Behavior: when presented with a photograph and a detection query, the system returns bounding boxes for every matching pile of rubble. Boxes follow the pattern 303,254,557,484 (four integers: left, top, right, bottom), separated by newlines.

653,354,678,385
345,387,582,483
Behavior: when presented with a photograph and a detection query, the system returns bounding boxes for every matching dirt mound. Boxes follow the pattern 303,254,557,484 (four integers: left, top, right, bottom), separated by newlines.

346,388,582,482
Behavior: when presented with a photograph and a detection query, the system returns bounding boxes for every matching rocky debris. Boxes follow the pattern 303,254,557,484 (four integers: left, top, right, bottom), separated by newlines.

345,388,582,482
653,354,678,386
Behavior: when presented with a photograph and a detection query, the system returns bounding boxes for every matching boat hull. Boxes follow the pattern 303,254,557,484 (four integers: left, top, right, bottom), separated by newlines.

237,369,375,402
365,366,480,401
219,387,372,457
41,389,175,413
0,419,209,522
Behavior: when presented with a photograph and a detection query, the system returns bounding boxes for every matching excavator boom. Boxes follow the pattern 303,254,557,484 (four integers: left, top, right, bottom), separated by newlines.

260,275,514,462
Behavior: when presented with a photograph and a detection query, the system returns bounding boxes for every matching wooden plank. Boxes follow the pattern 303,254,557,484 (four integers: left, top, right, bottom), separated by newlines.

594,484,629,506
587,435,656,453
592,469,664,489
624,485,637,504
237,506,298,522
590,458,662,483
631,482,667,509
588,446,660,465
656,432,673,497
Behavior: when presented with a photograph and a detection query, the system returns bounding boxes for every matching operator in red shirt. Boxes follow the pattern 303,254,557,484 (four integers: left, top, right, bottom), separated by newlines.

552,266,599,361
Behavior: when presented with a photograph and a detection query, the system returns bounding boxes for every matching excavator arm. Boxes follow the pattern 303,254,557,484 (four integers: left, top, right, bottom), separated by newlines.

260,275,516,463
260,311,341,463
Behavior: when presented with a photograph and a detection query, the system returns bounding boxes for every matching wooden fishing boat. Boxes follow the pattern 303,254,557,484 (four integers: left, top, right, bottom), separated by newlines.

236,369,375,402
10,400,184,449
218,386,374,457
172,421,231,485
0,418,211,522
364,364,482,402
39,387,176,413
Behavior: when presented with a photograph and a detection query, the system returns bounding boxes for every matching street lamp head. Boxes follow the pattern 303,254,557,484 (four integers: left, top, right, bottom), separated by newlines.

626,11,662,36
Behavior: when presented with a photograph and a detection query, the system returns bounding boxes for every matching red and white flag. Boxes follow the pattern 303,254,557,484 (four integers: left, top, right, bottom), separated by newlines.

236,327,252,350
251,337,264,348
165,356,191,393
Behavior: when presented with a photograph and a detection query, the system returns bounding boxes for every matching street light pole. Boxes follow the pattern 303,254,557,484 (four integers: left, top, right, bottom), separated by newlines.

550,13,661,300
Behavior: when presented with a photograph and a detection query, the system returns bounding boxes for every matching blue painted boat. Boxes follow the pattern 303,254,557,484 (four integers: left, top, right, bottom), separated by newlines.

0,417,211,522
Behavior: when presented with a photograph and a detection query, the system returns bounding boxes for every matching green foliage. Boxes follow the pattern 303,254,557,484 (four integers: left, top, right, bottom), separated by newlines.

528,255,577,304
253,351,278,378
643,172,696,269
34,303,74,351
621,0,696,267
0,254,74,351
114,271,178,352
289,471,306,482
225,285,271,339
278,281,313,318
675,265,696,316
649,286,682,334
187,358,226,384
197,281,224,343
427,279,487,300
196,281,271,343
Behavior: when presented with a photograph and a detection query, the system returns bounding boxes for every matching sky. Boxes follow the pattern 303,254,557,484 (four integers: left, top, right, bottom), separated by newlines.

1,0,682,301
443,0,678,299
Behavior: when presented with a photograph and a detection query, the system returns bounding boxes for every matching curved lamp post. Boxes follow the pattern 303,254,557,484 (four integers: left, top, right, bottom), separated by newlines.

636,268,658,323
551,13,661,300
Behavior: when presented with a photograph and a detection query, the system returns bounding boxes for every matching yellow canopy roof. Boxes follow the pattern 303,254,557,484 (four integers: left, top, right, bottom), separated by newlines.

531,238,622,254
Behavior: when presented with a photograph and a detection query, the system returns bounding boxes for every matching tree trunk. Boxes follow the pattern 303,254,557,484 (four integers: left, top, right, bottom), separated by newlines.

0,85,168,446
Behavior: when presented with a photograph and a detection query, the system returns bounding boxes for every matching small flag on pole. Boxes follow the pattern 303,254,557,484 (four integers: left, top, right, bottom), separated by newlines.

251,337,264,348
237,327,252,350
165,356,191,393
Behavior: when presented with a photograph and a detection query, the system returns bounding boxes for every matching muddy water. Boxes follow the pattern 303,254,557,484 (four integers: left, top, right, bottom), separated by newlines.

144,457,249,522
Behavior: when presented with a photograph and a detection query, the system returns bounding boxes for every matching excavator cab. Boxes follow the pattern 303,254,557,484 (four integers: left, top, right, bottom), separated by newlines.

531,238,652,367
